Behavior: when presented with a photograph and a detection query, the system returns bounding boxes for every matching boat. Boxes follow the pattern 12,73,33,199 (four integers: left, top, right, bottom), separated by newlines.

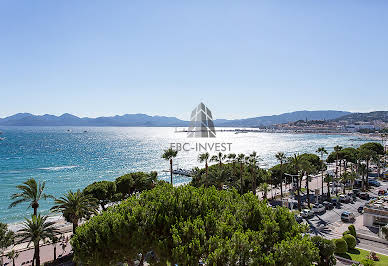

172,168,193,177
0,137,5,141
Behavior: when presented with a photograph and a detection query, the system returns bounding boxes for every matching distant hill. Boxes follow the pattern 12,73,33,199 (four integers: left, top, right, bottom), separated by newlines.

0,113,188,127
214,110,351,127
0,110,351,127
333,111,388,123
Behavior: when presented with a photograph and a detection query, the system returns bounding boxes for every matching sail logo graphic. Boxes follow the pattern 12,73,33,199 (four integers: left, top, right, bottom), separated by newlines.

187,102,216,138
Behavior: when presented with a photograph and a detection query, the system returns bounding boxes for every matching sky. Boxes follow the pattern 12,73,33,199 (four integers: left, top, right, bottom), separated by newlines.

0,0,387,120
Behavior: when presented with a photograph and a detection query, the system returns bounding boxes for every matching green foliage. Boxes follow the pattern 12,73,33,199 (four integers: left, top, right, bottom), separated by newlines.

83,180,116,210
333,238,348,254
0,222,15,252
343,234,357,249
115,171,157,198
343,230,351,236
72,184,319,265
359,142,385,155
51,190,98,233
9,178,52,215
348,224,357,238
361,258,376,266
311,236,336,266
190,162,268,194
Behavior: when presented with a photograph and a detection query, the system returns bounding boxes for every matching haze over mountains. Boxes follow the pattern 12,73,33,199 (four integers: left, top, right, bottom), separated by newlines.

0,110,352,127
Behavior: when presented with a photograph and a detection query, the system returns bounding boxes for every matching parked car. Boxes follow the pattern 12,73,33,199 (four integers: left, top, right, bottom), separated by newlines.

312,204,325,213
295,214,303,223
359,192,370,200
323,201,333,210
368,179,381,187
341,211,355,222
352,189,361,197
339,194,350,203
378,189,386,196
358,206,364,213
301,209,314,218
347,192,357,200
331,198,339,207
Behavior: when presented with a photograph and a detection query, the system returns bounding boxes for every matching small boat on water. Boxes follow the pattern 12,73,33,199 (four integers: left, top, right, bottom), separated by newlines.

0,137,5,141
172,168,193,177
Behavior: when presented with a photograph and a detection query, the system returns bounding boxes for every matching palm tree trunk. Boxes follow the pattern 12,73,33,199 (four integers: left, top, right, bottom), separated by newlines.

35,244,40,266
170,159,173,185
34,207,37,216
205,161,208,180
366,160,369,189
296,176,301,211
306,174,310,209
139,253,145,266
327,182,330,199
73,221,78,234
240,163,243,194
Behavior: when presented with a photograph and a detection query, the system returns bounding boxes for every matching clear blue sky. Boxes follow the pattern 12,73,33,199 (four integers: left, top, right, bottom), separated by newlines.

1,0,387,120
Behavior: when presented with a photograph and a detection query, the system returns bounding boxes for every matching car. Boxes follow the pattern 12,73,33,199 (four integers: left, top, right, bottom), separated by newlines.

301,209,314,218
358,206,364,213
378,189,386,196
295,214,303,223
323,201,333,210
312,204,325,213
339,194,350,203
359,192,370,200
347,192,357,200
368,179,381,187
331,198,339,207
353,189,361,197
341,211,355,222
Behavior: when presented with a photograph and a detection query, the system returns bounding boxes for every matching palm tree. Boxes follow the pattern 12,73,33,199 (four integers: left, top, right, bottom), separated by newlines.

259,183,269,199
6,250,18,266
248,152,260,195
301,160,315,209
237,153,245,194
324,174,333,199
275,152,286,199
316,147,328,196
198,152,210,180
288,154,303,211
358,148,377,190
227,153,237,174
210,152,224,167
9,178,52,216
334,145,343,180
51,190,98,234
162,148,178,185
17,214,60,266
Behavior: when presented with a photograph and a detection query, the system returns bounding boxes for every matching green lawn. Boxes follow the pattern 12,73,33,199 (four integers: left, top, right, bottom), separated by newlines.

337,248,388,265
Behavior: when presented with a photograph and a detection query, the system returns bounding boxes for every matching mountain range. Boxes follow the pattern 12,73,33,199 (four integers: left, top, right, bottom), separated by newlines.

0,110,352,127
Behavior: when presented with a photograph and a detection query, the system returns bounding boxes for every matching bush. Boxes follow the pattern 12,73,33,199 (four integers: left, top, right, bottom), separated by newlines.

361,258,376,266
342,230,351,236
311,236,336,266
333,238,348,254
348,224,357,238
343,234,356,249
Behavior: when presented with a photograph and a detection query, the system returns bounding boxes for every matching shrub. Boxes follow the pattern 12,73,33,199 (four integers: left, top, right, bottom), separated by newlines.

333,238,348,254
342,230,351,236
348,224,357,238
311,236,336,266
361,258,376,266
343,234,356,249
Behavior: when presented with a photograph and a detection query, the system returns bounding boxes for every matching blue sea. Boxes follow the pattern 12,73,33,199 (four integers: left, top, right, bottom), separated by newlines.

0,126,373,223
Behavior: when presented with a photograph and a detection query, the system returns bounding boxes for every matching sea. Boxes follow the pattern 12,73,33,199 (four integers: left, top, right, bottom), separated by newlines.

0,126,374,224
